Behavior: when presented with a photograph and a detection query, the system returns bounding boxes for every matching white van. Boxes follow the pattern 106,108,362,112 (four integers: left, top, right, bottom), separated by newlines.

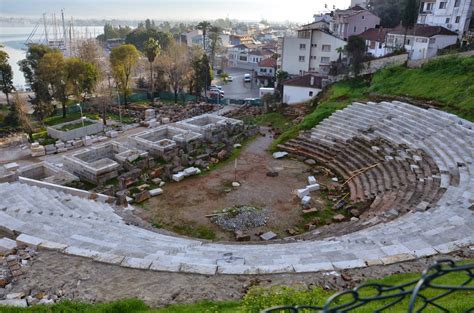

243,73,252,83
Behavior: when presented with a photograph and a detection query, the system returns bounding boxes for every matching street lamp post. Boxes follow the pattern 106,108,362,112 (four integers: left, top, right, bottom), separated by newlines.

76,103,85,128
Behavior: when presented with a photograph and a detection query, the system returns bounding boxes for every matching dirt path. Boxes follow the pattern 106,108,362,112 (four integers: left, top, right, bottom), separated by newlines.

9,249,473,308
140,129,313,241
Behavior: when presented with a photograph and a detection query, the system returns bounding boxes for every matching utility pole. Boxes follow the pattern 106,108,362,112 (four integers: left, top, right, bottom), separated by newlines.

43,13,49,44
61,9,68,55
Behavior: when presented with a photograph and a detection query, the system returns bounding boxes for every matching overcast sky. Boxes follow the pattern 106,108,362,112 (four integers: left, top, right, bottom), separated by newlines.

0,0,351,22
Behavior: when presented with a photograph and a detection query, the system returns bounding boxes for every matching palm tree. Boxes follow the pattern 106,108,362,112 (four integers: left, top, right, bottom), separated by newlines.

144,38,161,105
197,21,212,51
197,21,212,101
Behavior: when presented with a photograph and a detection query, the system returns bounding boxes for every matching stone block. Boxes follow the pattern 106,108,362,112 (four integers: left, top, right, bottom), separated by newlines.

149,188,163,197
0,237,17,256
0,299,28,307
64,247,98,258
380,253,416,265
272,151,288,159
4,163,19,172
180,263,217,275
16,234,43,248
301,196,311,206
172,172,185,182
293,262,334,273
134,190,151,203
121,257,152,269
307,176,317,185
332,214,345,222
260,231,277,241
306,183,320,192
38,240,68,251
94,253,125,265
150,260,181,272
296,188,310,199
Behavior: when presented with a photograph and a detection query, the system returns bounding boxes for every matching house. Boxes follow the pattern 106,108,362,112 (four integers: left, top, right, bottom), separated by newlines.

282,74,325,105
358,27,391,57
256,58,276,87
418,0,474,38
385,24,458,60
331,5,381,40
226,44,272,70
280,24,347,75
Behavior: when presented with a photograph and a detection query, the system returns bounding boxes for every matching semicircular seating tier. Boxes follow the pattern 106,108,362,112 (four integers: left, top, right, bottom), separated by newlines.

0,101,472,275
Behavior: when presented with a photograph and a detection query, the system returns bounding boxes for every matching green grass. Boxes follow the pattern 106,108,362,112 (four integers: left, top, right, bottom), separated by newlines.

242,112,293,133
271,79,369,151
43,113,100,127
272,55,474,150
171,223,216,240
370,56,474,121
1,259,472,312
58,120,95,131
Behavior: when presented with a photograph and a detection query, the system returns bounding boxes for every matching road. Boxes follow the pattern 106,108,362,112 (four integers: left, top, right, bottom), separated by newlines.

216,68,260,100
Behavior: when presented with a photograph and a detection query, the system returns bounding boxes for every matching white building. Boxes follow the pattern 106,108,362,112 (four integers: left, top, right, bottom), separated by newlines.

359,27,391,57
418,0,474,38
280,24,347,75
386,25,458,60
282,74,324,105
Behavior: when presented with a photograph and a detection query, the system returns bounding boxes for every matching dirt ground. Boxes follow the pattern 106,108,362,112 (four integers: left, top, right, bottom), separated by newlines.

139,129,335,241
9,249,473,308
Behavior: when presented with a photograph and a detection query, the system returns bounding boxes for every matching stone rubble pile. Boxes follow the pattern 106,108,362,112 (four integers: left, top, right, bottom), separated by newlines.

211,206,268,232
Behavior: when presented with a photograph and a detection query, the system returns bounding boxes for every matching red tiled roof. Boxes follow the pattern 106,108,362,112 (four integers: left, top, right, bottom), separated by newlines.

258,58,276,68
282,74,326,88
359,27,391,42
388,24,458,37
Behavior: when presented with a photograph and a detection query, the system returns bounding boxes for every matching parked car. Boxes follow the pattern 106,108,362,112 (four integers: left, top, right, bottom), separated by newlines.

226,76,233,82
244,73,252,83
209,85,222,90
209,90,224,99
209,88,224,96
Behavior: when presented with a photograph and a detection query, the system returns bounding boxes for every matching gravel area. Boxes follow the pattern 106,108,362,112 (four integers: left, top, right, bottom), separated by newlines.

211,206,268,231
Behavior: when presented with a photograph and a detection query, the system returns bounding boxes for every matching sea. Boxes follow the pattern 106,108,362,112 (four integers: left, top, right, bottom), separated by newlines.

0,25,103,90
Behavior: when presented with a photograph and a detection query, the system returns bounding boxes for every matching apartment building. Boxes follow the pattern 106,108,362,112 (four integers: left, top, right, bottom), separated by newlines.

331,5,381,40
280,24,347,75
418,0,474,38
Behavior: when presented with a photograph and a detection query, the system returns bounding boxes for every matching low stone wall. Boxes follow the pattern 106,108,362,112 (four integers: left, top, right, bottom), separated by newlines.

19,162,79,186
47,118,104,142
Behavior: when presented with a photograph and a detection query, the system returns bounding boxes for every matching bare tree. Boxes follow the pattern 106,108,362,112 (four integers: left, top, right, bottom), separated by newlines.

157,40,191,104
12,92,34,141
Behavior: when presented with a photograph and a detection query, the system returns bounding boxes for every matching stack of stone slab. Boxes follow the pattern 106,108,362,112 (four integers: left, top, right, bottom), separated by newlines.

0,101,472,275
63,141,148,185
128,126,202,160
30,142,45,157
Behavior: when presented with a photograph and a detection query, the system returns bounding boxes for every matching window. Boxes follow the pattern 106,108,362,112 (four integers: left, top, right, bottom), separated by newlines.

353,26,357,32
446,18,450,23
429,38,436,44
322,44,331,52
454,0,461,7
407,38,411,45
239,56,247,61
439,2,447,9
309,91,314,96
299,56,305,62
311,44,317,48
426,3,433,11
300,43,306,50
361,15,365,20
365,26,368,31
320,56,330,64
455,16,461,23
